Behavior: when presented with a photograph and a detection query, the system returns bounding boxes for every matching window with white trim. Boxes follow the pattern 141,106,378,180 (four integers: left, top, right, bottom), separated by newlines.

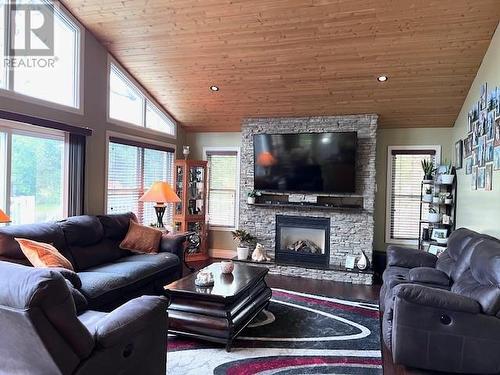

386,147,439,244
0,121,69,224
107,137,175,225
108,62,176,136
0,1,81,108
205,149,239,229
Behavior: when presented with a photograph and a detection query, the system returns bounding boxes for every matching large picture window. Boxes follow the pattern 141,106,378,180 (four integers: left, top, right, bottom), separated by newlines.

108,61,176,136
0,1,81,108
385,146,440,245
107,137,175,225
0,121,68,225
205,148,240,229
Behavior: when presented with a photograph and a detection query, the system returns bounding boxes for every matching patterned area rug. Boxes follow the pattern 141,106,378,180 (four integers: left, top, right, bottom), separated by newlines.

167,289,382,374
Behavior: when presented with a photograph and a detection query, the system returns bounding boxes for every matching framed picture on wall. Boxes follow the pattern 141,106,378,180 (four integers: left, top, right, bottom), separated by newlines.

464,135,473,157
472,166,478,190
494,147,500,171
485,163,493,191
465,157,473,175
480,83,488,110
455,140,463,169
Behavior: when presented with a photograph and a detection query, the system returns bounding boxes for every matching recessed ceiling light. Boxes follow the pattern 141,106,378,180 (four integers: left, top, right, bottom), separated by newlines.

377,75,388,82
210,85,219,92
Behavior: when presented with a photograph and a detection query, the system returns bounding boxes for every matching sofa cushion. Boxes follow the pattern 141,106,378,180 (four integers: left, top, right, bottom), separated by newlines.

408,267,450,286
78,271,130,300
78,253,180,301
58,215,132,271
97,212,137,241
58,216,104,247
16,238,74,270
0,222,67,263
451,239,500,316
119,220,162,254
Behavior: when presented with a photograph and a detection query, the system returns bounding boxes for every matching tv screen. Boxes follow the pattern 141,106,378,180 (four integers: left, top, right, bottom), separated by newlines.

253,132,357,193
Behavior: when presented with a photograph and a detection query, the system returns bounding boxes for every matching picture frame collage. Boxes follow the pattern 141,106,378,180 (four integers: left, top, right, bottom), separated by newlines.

462,83,500,191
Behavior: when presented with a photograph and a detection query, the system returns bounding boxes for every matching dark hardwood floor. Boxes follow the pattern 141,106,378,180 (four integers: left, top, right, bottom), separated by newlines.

186,259,442,375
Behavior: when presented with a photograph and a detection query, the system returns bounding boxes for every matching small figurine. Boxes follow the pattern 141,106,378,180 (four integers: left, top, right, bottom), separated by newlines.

252,243,271,262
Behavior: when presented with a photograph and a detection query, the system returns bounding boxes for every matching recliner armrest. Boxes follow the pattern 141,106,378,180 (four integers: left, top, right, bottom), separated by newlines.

51,267,81,288
94,296,168,348
159,233,187,258
387,245,437,269
408,267,450,287
394,283,480,314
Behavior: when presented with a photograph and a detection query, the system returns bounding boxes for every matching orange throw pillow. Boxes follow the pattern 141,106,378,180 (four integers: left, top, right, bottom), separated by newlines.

16,238,74,271
119,219,162,254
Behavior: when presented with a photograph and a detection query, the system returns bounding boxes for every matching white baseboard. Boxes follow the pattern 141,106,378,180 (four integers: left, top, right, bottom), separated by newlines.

209,248,235,259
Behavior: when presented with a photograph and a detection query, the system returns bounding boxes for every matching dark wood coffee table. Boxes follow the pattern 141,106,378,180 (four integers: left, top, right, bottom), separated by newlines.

164,263,272,351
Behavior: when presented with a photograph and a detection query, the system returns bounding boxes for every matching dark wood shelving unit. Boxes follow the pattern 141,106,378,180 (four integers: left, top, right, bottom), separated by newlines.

418,169,457,252
250,192,364,211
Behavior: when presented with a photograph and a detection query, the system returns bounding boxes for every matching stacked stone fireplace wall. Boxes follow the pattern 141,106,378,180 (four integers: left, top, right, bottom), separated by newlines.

239,115,377,284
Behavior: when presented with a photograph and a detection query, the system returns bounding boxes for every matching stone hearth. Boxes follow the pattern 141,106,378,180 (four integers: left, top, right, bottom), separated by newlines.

238,115,377,285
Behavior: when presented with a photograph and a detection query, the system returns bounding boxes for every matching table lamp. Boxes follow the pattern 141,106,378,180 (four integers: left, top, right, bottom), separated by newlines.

139,181,180,228
0,209,11,223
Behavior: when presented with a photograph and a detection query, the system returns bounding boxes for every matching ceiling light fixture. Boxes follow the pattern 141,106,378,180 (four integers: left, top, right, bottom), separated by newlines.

377,75,388,82
210,85,219,92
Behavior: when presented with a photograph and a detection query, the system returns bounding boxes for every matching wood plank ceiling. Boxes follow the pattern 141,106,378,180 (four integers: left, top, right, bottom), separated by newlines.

64,0,500,132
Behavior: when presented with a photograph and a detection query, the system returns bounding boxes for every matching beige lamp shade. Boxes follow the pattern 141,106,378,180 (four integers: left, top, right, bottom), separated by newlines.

139,181,180,204
0,209,11,223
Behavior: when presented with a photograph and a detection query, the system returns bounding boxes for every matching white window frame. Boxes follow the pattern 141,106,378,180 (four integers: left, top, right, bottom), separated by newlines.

104,130,176,216
0,1,84,114
385,145,441,246
107,56,177,139
0,118,70,221
203,146,241,231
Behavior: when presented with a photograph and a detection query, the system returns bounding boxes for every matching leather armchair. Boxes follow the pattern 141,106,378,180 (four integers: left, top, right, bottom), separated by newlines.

0,262,168,375
384,237,500,374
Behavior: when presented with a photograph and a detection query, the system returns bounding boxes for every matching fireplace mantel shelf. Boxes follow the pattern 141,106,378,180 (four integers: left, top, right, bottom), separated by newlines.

248,202,365,212
232,257,374,275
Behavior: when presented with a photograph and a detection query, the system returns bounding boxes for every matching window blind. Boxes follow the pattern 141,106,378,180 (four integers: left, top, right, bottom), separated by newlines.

206,151,238,228
389,149,436,241
107,140,174,225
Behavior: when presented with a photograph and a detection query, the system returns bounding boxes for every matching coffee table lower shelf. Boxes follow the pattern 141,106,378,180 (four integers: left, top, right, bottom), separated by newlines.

167,280,272,352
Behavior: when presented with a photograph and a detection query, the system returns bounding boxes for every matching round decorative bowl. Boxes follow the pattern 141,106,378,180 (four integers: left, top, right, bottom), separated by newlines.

220,260,234,274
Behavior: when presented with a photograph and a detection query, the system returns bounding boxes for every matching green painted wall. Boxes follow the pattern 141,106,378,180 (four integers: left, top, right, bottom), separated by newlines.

187,129,452,253
373,128,452,251
451,24,500,238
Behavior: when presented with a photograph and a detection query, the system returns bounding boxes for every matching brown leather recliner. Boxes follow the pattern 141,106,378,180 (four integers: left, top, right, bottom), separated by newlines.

0,262,168,375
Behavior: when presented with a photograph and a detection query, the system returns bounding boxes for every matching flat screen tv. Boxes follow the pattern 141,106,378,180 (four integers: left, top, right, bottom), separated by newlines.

253,132,357,193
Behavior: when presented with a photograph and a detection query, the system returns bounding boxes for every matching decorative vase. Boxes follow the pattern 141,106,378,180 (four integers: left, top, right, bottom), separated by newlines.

441,174,454,184
423,175,433,183
237,246,249,260
444,198,453,205
422,194,433,203
357,250,369,270
428,212,441,223
247,197,255,204
220,260,234,274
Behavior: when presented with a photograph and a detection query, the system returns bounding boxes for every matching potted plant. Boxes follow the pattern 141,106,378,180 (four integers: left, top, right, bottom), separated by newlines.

440,160,454,184
422,188,433,203
231,229,257,260
421,159,435,182
247,190,261,204
428,208,440,223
